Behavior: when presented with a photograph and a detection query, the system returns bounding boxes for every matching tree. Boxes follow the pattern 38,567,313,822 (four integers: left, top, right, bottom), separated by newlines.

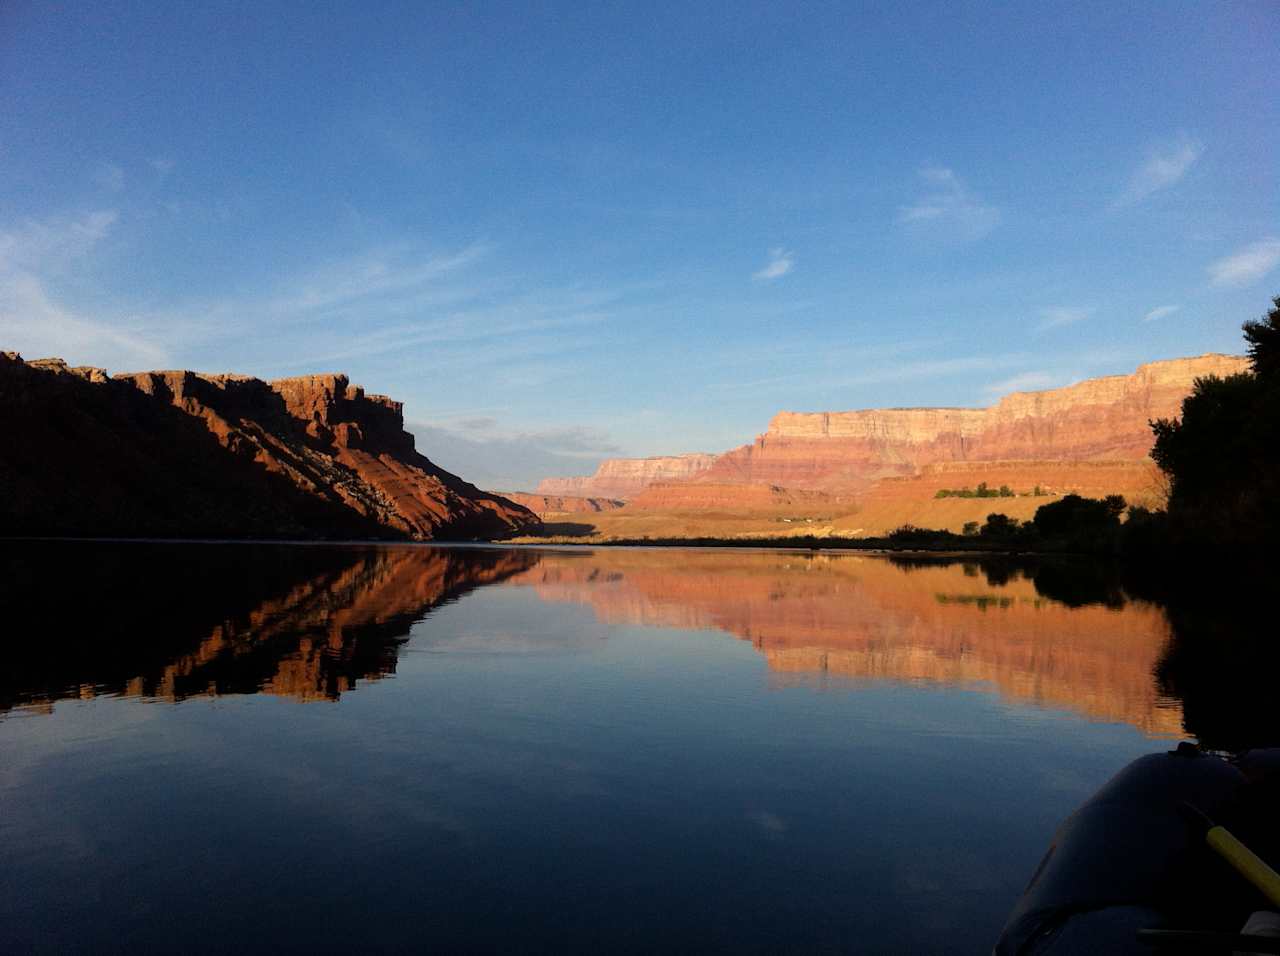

1148,294,1280,549
1033,494,1125,538
1243,295,1280,380
980,513,1019,537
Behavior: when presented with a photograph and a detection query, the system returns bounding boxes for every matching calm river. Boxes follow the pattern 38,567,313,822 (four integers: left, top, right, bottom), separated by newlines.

0,541,1258,953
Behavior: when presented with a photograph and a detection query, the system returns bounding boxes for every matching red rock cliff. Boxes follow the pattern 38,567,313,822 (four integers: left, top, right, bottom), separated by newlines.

0,353,539,540
698,354,1247,491
499,492,626,515
534,453,719,499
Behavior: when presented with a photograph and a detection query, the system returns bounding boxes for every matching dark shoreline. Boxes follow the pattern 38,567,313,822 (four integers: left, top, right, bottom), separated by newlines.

0,532,1102,558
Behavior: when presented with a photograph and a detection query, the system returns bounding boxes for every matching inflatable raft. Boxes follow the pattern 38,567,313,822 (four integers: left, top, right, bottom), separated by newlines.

995,743,1280,955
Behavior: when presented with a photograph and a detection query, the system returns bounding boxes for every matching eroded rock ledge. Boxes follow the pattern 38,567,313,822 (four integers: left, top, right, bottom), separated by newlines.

0,352,539,540
534,354,1248,500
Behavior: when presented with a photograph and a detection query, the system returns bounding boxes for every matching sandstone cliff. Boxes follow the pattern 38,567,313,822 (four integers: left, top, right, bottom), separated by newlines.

499,492,626,516
698,354,1247,492
534,453,718,500
625,481,839,512
0,353,539,540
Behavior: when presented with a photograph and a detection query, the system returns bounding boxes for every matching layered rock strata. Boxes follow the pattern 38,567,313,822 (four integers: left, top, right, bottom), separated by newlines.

0,353,538,540
698,354,1246,492
624,481,840,512
499,492,626,516
534,453,718,500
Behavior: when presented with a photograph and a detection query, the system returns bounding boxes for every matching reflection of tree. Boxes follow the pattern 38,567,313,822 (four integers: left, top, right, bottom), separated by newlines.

888,553,1127,606
1029,562,1127,609
1151,581,1279,751
0,543,539,714
881,553,1275,747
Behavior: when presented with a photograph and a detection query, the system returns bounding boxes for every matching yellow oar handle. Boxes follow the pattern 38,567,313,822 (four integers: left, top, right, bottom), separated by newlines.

1206,824,1280,909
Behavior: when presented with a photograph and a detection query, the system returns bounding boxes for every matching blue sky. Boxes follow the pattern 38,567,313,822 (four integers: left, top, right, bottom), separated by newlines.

2,2,1277,488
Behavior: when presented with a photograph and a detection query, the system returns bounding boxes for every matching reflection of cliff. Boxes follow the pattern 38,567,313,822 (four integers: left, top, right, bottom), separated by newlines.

0,543,537,714
510,551,1183,735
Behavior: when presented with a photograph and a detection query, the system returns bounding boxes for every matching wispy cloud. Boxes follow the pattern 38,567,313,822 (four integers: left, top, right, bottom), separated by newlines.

0,273,168,369
149,157,175,176
1113,134,1203,207
270,244,491,317
983,371,1061,394
753,247,794,281
425,421,620,457
1143,304,1180,323
0,210,118,273
1207,238,1280,287
133,239,641,384
407,420,622,490
898,166,1000,240
0,210,169,369
1038,306,1093,330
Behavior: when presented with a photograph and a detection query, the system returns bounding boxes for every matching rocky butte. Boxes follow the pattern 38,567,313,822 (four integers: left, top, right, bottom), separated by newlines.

0,353,539,540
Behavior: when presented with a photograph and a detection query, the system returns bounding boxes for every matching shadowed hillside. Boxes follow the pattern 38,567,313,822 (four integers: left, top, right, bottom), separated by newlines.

0,353,539,540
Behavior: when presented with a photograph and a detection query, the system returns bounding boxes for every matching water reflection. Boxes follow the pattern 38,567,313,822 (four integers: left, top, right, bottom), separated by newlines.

0,542,536,713
2,542,1269,747
1149,577,1279,751
505,550,1183,736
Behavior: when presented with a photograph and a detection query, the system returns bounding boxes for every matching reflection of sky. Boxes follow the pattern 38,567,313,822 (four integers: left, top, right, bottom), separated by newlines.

2,566,1165,954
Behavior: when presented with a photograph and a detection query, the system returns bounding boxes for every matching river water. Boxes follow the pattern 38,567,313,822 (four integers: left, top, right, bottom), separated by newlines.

0,541,1259,953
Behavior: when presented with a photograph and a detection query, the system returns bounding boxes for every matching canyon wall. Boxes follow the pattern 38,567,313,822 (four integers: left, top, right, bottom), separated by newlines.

535,453,718,500
625,481,839,512
500,492,626,515
533,355,1243,503
696,353,1247,492
0,353,539,540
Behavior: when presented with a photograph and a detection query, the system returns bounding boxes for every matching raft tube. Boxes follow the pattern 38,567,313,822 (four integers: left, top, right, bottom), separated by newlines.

995,744,1280,955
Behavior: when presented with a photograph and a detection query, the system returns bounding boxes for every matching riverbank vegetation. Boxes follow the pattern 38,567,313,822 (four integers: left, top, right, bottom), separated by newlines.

933,482,1017,499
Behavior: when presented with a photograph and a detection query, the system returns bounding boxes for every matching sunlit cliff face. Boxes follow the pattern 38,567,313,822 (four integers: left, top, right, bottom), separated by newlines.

504,550,1184,736
2,544,1182,738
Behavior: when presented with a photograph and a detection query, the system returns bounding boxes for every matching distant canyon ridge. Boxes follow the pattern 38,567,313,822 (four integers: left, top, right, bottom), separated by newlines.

528,354,1248,536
